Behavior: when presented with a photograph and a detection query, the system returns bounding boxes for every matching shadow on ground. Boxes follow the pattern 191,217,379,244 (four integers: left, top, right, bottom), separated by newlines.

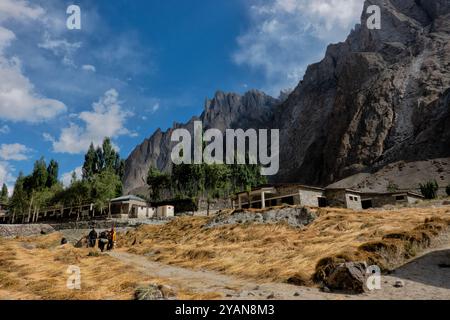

391,249,450,290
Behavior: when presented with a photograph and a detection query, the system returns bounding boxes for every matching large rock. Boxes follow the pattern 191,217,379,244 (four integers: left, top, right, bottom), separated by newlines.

134,284,175,300
325,262,368,294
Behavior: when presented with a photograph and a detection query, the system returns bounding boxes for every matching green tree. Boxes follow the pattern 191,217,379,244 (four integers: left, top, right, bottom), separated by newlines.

31,157,48,191
203,164,232,215
9,172,28,223
1,183,8,204
146,166,171,202
419,180,439,199
46,159,59,188
446,184,450,197
91,170,122,214
82,143,97,180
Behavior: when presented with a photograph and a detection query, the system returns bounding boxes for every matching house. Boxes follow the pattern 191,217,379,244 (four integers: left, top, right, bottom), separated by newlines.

156,205,175,218
234,184,327,209
360,191,424,209
324,189,363,210
233,184,424,210
109,195,155,219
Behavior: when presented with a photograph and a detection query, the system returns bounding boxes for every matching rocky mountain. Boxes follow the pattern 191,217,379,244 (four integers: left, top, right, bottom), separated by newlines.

275,0,450,185
123,0,450,195
123,90,279,194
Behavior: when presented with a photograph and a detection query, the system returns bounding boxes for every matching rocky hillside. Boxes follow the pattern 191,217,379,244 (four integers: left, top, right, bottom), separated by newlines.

123,0,450,194
276,0,450,185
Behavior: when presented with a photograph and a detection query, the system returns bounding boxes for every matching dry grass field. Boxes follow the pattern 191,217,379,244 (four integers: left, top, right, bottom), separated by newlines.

117,206,450,285
0,233,215,300
0,205,449,300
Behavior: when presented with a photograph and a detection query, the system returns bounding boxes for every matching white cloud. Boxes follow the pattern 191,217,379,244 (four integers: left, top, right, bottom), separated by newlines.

0,143,31,161
38,33,82,67
0,56,67,122
82,64,96,72
152,102,160,113
0,161,15,195
0,0,45,22
234,0,364,92
0,125,10,134
0,1,67,123
47,89,135,154
61,166,82,187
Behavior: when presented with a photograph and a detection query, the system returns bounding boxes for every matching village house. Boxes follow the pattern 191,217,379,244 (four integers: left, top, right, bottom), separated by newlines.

233,184,424,210
360,191,424,209
109,195,155,219
234,184,327,209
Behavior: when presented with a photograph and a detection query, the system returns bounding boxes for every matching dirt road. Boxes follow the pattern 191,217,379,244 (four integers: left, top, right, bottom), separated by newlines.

109,241,450,300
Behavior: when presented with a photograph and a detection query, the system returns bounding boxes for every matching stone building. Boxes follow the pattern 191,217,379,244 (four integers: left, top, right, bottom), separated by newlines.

233,184,424,210
324,189,363,210
360,192,424,209
235,184,327,209
109,195,155,219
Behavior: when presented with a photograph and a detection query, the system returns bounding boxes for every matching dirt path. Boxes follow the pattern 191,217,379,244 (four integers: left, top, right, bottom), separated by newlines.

109,238,450,300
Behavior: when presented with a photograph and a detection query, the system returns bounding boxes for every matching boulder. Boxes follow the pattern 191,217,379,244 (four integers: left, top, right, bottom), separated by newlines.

325,262,368,294
134,284,175,300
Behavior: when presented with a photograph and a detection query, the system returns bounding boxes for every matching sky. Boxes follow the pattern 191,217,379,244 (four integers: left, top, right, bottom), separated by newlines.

0,0,365,194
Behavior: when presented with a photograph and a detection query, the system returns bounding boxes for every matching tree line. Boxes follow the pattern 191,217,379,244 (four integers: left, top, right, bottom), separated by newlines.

4,138,124,223
147,158,267,214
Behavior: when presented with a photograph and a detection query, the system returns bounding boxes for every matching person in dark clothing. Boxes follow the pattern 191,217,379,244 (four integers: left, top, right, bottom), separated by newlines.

88,228,98,248
98,231,108,252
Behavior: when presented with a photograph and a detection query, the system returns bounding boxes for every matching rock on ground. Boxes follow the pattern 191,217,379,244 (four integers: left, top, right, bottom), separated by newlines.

205,206,317,228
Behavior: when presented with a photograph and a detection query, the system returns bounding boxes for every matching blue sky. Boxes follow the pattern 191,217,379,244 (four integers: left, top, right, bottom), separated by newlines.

0,0,364,192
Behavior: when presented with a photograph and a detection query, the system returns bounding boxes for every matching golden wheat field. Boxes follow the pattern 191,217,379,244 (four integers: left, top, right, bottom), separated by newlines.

0,205,449,300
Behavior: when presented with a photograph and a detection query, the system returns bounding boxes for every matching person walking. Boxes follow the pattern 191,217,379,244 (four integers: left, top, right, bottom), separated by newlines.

88,227,97,248
98,231,108,252
107,226,116,251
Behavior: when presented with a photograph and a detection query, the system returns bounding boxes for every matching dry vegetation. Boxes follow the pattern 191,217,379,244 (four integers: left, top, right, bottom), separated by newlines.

117,206,450,285
1,205,449,300
0,233,213,300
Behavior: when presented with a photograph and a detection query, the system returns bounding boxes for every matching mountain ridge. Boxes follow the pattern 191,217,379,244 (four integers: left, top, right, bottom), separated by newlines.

123,0,450,195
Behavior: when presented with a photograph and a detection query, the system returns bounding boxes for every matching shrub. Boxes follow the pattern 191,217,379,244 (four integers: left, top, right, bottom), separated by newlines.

446,184,450,196
419,180,439,199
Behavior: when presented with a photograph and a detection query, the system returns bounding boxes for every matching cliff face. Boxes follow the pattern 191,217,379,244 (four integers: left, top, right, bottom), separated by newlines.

123,90,279,194
275,0,450,185
123,0,450,194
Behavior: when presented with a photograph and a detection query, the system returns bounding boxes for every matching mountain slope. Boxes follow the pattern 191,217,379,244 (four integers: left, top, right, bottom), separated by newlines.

275,0,450,185
123,0,450,194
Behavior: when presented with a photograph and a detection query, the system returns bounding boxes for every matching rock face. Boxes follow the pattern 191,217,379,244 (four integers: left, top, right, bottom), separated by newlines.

123,90,279,194
276,0,450,185
123,0,450,193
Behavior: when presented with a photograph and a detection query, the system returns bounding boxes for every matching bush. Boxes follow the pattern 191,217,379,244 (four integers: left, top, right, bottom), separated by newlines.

419,180,439,199
446,184,450,196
